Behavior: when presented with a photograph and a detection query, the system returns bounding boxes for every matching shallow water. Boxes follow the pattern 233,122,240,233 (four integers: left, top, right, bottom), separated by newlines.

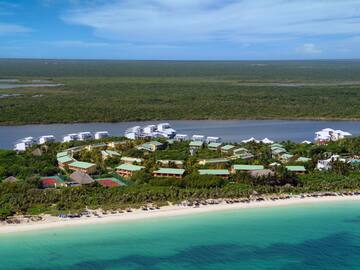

1,201,360,269
0,119,359,149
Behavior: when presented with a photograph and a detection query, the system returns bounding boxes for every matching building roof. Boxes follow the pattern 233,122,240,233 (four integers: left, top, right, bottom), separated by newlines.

232,165,265,171
116,164,145,171
57,151,69,158
271,143,284,148
281,153,294,160
199,169,230,175
249,169,274,178
149,141,163,146
2,176,19,183
189,141,203,147
221,144,236,151
297,157,311,162
208,142,222,148
286,166,306,172
153,168,185,175
121,157,144,163
102,150,121,156
272,148,287,154
198,158,229,164
70,172,95,185
57,155,74,163
68,161,96,169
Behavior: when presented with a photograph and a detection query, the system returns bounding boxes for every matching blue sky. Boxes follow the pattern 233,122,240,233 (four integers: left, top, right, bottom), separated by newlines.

1,0,360,60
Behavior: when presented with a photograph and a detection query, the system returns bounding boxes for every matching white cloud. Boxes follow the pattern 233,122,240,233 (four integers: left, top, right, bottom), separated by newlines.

0,23,31,35
296,43,322,54
62,0,360,44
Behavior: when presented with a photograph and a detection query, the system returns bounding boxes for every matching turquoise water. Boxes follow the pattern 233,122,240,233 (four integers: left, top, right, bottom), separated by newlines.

1,201,360,270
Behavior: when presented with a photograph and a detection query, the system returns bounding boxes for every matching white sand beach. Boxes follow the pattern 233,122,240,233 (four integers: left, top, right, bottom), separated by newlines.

1,195,359,234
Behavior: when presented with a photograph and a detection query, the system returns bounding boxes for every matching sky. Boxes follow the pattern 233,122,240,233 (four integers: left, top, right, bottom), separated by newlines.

1,0,360,60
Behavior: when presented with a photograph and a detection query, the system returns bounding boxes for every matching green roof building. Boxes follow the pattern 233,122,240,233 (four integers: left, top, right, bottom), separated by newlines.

153,168,185,178
198,169,230,178
286,166,306,173
231,165,265,172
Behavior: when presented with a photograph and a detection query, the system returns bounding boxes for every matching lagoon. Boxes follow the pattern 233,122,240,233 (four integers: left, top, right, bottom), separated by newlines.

1,200,360,270
0,120,359,149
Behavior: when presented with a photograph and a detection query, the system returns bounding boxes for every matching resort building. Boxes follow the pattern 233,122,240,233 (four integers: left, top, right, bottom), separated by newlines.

191,135,206,142
221,144,236,154
137,141,164,152
198,158,229,166
116,164,145,177
153,168,185,179
249,169,274,178
69,172,95,185
157,160,184,168
86,143,107,151
101,150,121,160
120,157,144,164
189,141,204,149
41,176,67,188
280,153,294,163
206,136,221,143
198,169,230,179
232,148,254,160
95,177,126,187
57,155,75,169
296,157,312,163
39,135,55,144
77,132,93,141
285,166,306,174
68,161,97,174
231,165,265,174
94,131,110,140
107,141,126,148
174,134,189,141
207,142,222,151
315,128,352,144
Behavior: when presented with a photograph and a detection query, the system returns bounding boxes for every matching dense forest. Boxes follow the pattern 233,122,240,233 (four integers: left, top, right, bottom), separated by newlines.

0,60,360,124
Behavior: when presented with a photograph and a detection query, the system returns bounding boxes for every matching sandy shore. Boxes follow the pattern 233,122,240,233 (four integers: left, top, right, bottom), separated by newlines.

1,195,359,234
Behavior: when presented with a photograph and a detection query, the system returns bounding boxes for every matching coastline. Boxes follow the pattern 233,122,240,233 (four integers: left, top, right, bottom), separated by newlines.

1,195,359,235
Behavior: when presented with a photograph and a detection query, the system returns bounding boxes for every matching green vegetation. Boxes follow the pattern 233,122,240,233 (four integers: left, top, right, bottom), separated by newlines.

0,136,359,219
1,60,360,124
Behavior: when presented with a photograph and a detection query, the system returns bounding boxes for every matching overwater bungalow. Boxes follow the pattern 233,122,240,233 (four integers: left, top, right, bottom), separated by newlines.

153,168,185,179
198,169,230,179
68,161,97,174
116,164,145,177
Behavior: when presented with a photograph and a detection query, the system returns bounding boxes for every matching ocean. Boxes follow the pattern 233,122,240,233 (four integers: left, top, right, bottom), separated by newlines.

1,201,360,269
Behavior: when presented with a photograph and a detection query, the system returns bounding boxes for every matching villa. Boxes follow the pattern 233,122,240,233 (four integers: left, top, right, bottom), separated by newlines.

286,165,306,174
57,155,75,169
68,161,97,174
221,144,236,154
198,158,229,166
121,157,144,164
116,164,145,177
231,165,265,174
208,142,222,151
189,141,204,149
198,169,230,179
137,141,164,152
153,168,185,179
101,150,121,160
